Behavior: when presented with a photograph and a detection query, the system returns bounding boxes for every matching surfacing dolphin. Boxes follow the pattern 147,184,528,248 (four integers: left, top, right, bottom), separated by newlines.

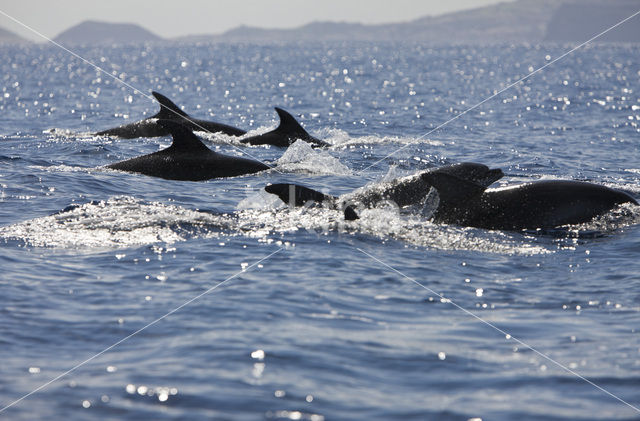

265,162,504,220
240,107,329,148
106,120,269,181
422,172,638,230
96,91,246,138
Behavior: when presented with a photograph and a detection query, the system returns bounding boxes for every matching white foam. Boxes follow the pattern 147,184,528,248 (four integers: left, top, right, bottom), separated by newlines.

276,140,351,175
328,134,445,149
6,190,635,253
29,164,94,173
43,128,98,142
236,189,281,211
0,197,233,248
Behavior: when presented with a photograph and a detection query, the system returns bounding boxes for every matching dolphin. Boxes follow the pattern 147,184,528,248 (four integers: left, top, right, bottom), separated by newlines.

106,120,269,181
422,172,638,230
240,107,329,148
96,91,246,138
266,182,360,220
265,162,504,219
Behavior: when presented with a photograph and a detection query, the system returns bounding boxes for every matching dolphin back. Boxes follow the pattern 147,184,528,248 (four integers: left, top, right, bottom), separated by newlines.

152,91,190,119
265,183,359,220
96,120,168,138
265,183,333,206
156,119,212,152
423,173,639,230
426,162,504,188
153,91,246,136
422,172,486,206
241,108,327,147
274,108,310,137
274,107,329,147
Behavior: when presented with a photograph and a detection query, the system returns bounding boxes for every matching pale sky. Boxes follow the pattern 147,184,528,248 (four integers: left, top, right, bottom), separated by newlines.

1,0,513,42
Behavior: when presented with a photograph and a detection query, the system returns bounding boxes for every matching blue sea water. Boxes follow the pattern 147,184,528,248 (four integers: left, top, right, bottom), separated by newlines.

1,41,640,420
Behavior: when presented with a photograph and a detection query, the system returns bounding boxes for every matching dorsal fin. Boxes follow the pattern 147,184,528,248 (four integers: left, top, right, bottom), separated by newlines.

344,205,359,220
152,91,190,119
422,172,486,208
274,107,309,136
265,183,333,206
156,119,211,152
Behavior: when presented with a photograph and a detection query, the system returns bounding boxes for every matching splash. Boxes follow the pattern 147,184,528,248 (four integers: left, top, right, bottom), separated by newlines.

4,192,636,253
237,198,555,255
327,133,445,149
0,197,234,248
276,140,351,175
43,128,101,143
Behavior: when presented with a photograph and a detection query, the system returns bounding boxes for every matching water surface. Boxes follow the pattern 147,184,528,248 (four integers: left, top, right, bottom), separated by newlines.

1,42,639,420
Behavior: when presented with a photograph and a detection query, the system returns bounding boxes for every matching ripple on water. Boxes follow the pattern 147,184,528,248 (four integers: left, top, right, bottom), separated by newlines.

4,191,638,254
0,197,233,248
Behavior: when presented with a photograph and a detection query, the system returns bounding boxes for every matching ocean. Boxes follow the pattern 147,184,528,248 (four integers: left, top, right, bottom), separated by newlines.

0,41,639,420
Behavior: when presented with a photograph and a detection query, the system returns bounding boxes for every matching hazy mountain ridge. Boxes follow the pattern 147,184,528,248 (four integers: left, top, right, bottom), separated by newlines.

0,26,31,44
176,0,639,44
53,20,163,45
544,0,640,42
1,0,638,46
177,2,552,44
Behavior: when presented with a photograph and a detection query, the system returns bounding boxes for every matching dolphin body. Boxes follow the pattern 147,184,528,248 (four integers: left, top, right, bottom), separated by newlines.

106,120,269,181
240,107,329,148
96,91,246,138
265,162,504,220
422,172,638,230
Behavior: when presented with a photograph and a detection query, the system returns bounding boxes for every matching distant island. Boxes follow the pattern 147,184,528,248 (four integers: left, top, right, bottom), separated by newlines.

1,0,638,46
53,20,163,45
544,0,640,42
178,0,558,44
0,26,30,44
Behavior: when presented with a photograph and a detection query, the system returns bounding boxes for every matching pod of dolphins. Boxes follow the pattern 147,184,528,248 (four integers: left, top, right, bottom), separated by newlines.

97,91,638,232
